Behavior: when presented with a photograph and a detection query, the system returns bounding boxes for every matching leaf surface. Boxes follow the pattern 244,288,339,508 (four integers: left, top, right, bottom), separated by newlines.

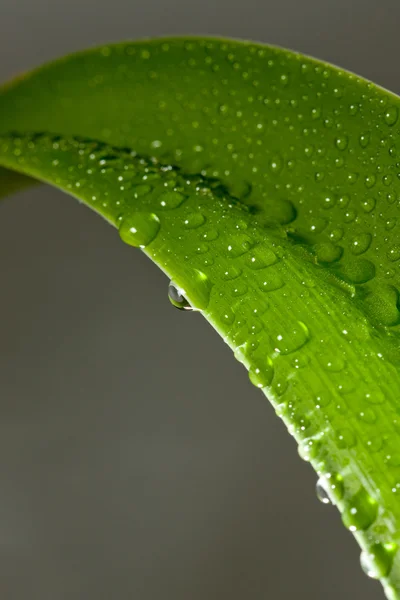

1,37,400,598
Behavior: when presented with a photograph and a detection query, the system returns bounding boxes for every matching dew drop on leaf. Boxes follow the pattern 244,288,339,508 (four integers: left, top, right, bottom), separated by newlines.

248,358,274,388
119,212,160,248
158,190,187,209
360,543,397,579
245,246,277,269
258,271,285,292
342,488,378,531
350,233,372,255
224,234,253,257
384,106,399,126
184,212,206,229
272,321,310,355
335,135,349,150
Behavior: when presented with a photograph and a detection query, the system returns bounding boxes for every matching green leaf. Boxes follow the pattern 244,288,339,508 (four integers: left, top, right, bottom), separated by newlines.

2,37,400,598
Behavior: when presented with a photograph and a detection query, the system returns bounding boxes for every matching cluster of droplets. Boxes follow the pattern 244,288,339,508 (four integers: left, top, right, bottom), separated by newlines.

315,476,397,581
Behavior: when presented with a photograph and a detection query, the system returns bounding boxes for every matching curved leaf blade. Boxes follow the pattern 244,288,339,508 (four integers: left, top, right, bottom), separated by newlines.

2,38,400,598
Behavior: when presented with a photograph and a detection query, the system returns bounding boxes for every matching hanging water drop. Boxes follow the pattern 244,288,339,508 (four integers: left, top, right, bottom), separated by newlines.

316,478,331,504
168,283,193,311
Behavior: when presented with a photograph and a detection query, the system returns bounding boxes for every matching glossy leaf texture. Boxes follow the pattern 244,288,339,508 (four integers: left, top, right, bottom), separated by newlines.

2,37,400,598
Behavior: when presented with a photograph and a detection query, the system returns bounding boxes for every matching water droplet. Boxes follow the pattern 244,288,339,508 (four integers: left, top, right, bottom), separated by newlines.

388,244,400,262
316,478,331,504
158,191,186,209
385,217,397,231
221,307,235,325
298,437,320,461
224,234,253,258
384,106,399,126
320,354,346,372
316,473,344,504
269,156,283,173
357,408,377,424
362,285,400,326
344,209,357,223
364,386,385,405
321,195,337,209
335,135,349,150
119,212,160,248
259,271,285,292
184,213,206,229
308,217,328,234
366,436,384,453
249,358,274,388
349,103,359,115
266,199,297,225
359,133,370,148
350,233,372,255
336,428,357,449
338,259,376,284
360,543,397,579
365,174,377,189
231,281,248,297
311,107,321,120
361,197,376,213
245,246,277,269
202,229,219,241
172,268,212,310
168,283,192,311
133,184,152,197
195,243,209,254
273,321,309,355
314,242,343,264
221,266,242,280
342,488,378,531
329,227,344,242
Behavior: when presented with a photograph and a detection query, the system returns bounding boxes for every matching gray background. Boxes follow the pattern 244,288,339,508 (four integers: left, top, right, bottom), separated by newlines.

0,1,397,598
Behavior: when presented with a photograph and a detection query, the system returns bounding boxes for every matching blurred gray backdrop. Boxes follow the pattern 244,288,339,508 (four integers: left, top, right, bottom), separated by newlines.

0,1,398,598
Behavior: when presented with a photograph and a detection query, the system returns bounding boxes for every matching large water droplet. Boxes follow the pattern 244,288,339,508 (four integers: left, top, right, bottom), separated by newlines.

362,285,400,327
249,358,274,388
168,283,192,311
338,259,376,284
342,488,378,531
119,212,160,248
314,242,343,264
360,543,397,579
